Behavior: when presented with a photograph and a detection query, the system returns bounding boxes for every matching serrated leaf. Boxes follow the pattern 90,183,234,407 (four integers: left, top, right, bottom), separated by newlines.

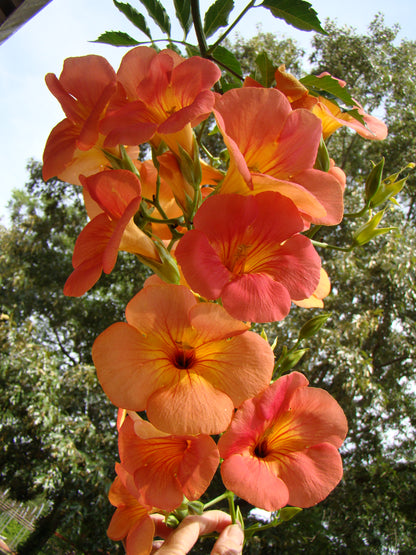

342,107,365,125
261,0,326,34
204,0,234,38
139,0,171,36
299,74,356,107
113,1,152,38
212,45,242,78
254,51,276,87
93,31,139,47
174,0,192,37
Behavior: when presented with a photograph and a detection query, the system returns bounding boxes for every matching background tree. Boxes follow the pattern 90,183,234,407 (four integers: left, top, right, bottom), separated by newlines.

0,161,150,553
233,15,416,554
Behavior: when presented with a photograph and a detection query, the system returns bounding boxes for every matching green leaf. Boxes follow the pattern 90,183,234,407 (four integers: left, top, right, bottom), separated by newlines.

178,142,202,190
92,31,139,46
314,136,330,172
212,45,242,78
370,162,414,207
185,43,200,57
275,348,308,375
343,107,366,125
261,0,326,34
254,51,276,87
370,177,407,208
352,209,396,247
204,0,234,38
138,0,171,36
173,0,192,37
113,1,152,38
299,74,357,107
298,313,331,342
279,507,302,522
365,158,384,203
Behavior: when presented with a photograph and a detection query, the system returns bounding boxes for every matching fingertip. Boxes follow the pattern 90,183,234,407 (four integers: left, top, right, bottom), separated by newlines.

211,523,244,555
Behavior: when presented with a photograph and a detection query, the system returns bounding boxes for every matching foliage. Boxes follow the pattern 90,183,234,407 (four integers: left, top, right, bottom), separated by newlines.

0,161,151,552
0,315,120,553
311,15,416,218
0,160,149,365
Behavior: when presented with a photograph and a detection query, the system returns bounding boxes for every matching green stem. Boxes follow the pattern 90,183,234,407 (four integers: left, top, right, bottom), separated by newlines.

311,239,353,252
245,517,280,535
167,232,182,252
203,491,231,510
191,0,208,56
200,143,222,165
207,0,256,53
303,224,322,239
344,203,370,218
196,118,208,144
142,213,184,225
228,494,237,524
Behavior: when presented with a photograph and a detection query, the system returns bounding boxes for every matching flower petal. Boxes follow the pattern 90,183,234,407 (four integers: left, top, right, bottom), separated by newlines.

221,454,289,511
82,169,141,219
146,374,235,435
193,330,274,406
92,322,162,410
294,169,344,225
125,283,196,336
63,258,103,297
279,444,344,508
175,230,231,300
125,517,155,555
178,435,220,501
189,302,249,341
222,273,292,322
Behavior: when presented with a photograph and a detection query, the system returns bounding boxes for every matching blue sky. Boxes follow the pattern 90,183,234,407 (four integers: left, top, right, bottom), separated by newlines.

0,0,414,223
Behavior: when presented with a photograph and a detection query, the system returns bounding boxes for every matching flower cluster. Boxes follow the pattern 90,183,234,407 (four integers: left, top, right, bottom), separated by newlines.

43,45,386,552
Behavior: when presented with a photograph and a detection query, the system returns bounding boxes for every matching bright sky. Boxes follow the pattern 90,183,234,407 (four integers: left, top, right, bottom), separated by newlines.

0,0,414,223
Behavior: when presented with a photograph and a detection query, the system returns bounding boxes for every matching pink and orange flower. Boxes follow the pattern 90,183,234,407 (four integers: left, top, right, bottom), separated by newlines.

213,87,344,226
92,280,274,435
43,55,118,184
175,192,322,323
107,464,155,555
294,268,331,309
272,65,388,140
101,47,221,155
64,169,160,297
118,412,219,511
218,372,348,511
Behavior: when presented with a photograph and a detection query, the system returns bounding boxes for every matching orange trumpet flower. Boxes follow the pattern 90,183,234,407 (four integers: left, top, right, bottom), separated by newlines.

218,372,348,511
92,280,274,435
118,413,219,511
213,87,344,226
